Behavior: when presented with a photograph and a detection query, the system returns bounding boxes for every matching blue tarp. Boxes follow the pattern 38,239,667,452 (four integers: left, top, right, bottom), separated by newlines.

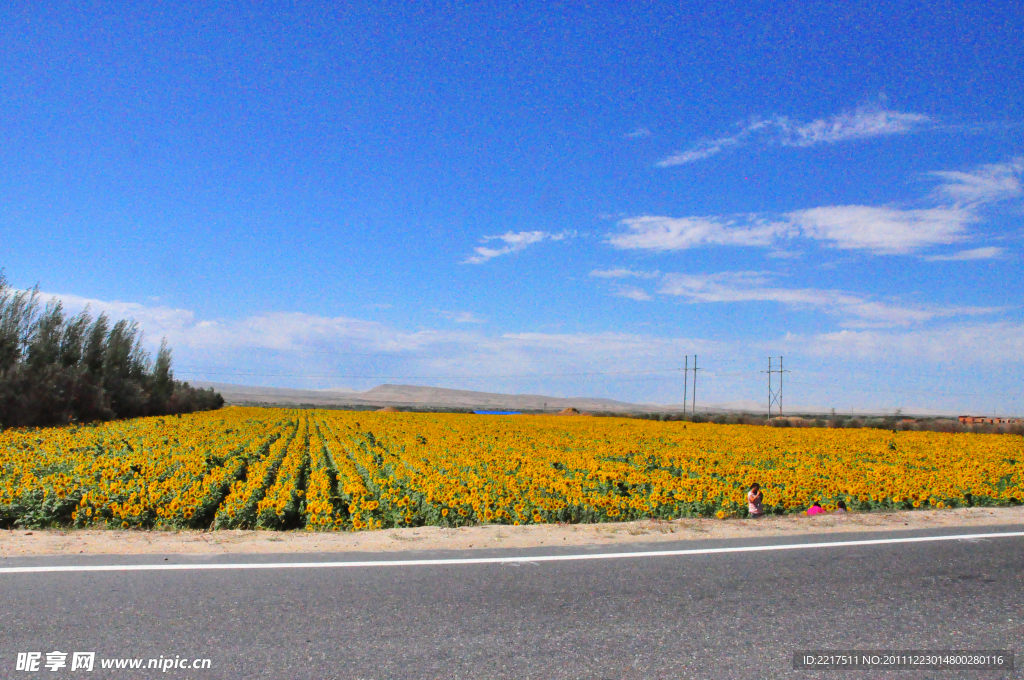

473,410,522,415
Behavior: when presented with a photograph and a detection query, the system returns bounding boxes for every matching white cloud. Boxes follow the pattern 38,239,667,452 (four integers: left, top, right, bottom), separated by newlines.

58,290,1020,365
778,109,929,147
785,205,973,254
655,123,763,167
590,269,659,302
33,288,1023,413
589,268,660,279
656,144,727,167
608,215,790,251
923,246,1005,262
802,322,1024,363
44,291,419,355
463,230,572,264
498,331,714,357
613,154,1013,257
625,127,651,139
40,290,714,387
656,106,929,167
658,271,997,327
766,249,803,259
43,292,197,335
439,310,486,324
615,286,652,302
930,157,1023,205
608,206,973,255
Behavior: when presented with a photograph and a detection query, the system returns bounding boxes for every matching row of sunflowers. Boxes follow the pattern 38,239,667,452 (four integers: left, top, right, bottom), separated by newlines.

0,407,1020,529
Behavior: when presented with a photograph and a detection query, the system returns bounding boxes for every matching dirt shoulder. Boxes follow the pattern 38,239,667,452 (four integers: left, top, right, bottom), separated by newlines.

2,506,1021,558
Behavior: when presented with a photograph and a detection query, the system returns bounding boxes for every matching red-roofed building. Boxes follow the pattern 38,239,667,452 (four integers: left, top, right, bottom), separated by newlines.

959,415,1023,425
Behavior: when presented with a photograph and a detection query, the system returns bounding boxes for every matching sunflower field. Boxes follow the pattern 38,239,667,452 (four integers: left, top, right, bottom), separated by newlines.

1,407,1021,530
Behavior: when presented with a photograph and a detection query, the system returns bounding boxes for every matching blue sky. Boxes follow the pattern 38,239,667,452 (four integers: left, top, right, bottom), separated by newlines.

2,1,1022,414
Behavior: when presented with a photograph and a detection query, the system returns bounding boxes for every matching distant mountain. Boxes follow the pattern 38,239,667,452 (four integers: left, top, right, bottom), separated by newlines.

193,382,651,412
357,384,642,411
192,382,961,417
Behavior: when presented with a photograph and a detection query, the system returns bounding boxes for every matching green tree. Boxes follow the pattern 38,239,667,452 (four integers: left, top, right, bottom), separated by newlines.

0,269,223,428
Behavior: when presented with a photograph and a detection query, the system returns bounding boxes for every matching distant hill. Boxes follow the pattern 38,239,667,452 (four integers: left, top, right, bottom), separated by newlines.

192,382,961,417
193,382,652,412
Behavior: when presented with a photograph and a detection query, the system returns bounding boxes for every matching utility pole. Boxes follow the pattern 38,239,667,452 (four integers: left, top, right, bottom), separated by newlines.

682,356,689,415
692,354,698,416
765,356,788,418
681,355,701,416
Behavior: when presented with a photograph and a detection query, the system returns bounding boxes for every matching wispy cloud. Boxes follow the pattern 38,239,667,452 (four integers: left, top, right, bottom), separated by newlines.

778,109,929,147
589,268,660,279
608,215,790,251
802,322,1024,363
624,127,651,139
463,230,573,264
41,289,720,390
614,286,652,302
45,291,425,356
656,145,729,167
609,206,975,255
608,206,973,255
610,159,1019,256
766,249,803,259
922,246,1005,262
930,157,1023,205
656,106,930,167
36,288,1024,413
439,310,486,323
589,269,657,302
785,205,973,254
658,271,997,327
43,292,197,334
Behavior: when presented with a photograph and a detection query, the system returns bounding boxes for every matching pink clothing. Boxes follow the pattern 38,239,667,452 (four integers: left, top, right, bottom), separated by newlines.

806,505,825,516
747,490,764,516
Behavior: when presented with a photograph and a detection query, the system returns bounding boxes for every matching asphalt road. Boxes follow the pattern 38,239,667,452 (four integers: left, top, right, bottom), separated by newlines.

1,526,1022,680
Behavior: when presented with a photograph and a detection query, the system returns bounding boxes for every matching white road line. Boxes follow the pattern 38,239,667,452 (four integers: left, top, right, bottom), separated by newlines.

2,530,1023,575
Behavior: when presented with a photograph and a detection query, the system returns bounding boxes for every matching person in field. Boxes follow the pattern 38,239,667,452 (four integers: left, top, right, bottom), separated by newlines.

806,501,825,516
834,500,848,514
747,483,764,518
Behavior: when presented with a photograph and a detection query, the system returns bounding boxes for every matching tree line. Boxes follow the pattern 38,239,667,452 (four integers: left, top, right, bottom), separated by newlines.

0,272,223,428
628,410,1023,435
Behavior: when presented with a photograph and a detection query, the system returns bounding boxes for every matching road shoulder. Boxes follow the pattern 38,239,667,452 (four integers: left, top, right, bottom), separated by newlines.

1,506,1021,558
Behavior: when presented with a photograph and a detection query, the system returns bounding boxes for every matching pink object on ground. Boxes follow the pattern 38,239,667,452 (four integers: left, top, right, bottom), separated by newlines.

806,505,825,516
